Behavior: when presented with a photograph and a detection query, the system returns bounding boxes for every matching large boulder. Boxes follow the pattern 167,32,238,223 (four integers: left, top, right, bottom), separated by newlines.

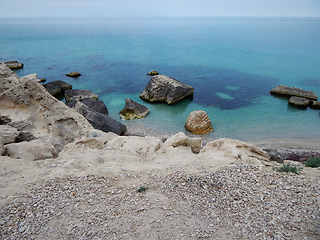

185,110,213,135
81,98,109,115
4,61,23,69
120,98,150,120
67,98,109,116
43,80,72,96
139,75,194,104
71,101,127,135
270,85,318,100
4,138,58,160
64,89,98,102
288,96,310,108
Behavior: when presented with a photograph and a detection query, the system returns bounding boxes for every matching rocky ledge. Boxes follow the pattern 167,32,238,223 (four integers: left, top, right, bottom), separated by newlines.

4,61,24,69
270,85,318,100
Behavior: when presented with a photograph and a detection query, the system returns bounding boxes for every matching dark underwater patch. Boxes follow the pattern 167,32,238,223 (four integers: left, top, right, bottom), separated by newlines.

301,79,320,87
25,54,279,111
111,63,279,110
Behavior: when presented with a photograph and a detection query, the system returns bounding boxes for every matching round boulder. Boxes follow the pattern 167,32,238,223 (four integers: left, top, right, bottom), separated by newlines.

185,110,213,135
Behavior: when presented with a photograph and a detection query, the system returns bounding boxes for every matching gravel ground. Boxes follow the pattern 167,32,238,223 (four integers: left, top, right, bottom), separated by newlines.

0,164,319,239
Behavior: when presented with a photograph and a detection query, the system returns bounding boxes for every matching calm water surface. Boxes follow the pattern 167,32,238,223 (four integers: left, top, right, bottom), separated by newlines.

1,17,320,141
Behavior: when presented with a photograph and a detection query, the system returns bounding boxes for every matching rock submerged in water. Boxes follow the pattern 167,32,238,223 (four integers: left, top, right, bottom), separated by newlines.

270,85,318,100
120,98,150,120
310,100,320,110
66,71,81,78
185,110,213,135
4,61,23,69
147,71,159,76
288,96,310,108
140,75,194,104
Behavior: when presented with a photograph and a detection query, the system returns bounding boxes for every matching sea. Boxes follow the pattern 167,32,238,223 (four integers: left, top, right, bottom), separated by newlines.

1,17,320,141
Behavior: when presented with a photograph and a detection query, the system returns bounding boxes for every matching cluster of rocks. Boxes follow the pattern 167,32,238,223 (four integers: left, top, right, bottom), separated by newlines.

3,62,214,135
270,85,320,110
0,62,117,160
42,80,126,136
139,74,213,135
46,71,214,135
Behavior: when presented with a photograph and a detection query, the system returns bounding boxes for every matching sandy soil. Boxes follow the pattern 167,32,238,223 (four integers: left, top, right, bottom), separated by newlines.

1,135,320,239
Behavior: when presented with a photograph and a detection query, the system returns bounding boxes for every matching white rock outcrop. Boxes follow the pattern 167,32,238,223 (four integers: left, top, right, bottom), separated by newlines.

5,138,58,160
0,63,105,159
200,138,270,165
162,132,202,153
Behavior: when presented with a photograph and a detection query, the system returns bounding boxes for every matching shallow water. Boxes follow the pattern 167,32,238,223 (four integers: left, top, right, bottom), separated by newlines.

1,17,319,141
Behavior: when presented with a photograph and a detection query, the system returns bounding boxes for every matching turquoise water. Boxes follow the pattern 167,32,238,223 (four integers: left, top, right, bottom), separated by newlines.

1,17,320,141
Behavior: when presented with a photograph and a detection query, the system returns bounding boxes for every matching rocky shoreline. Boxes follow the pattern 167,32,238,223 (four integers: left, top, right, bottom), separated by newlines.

1,63,320,239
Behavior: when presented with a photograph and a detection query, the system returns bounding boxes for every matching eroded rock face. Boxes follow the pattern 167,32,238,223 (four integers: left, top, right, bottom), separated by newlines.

0,125,20,145
106,135,161,154
185,110,213,135
200,138,270,165
120,98,149,120
4,138,58,160
64,89,98,102
0,62,100,159
162,132,202,153
0,137,3,155
43,80,72,96
288,96,310,108
270,85,318,100
140,75,194,104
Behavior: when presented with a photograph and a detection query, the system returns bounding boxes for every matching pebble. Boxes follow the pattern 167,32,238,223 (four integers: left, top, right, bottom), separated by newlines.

0,165,319,239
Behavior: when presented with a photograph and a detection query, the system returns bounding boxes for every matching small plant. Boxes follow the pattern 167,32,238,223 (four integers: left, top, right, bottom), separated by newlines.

305,156,320,168
137,186,147,192
274,163,303,175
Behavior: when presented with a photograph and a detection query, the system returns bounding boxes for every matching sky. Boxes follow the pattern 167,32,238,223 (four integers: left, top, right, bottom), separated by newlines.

0,0,319,18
